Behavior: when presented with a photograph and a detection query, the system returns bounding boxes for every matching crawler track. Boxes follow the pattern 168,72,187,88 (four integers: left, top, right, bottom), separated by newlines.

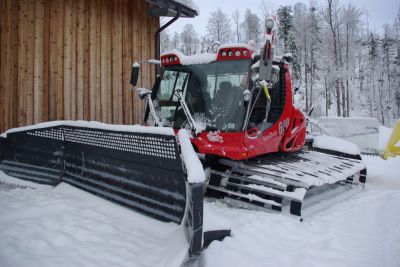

206,150,366,218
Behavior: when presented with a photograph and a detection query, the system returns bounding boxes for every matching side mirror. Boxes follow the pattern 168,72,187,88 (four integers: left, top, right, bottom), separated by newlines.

130,63,140,86
259,41,273,81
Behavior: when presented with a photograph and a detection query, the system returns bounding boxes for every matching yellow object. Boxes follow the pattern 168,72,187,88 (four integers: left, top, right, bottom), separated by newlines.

259,81,271,101
382,120,400,160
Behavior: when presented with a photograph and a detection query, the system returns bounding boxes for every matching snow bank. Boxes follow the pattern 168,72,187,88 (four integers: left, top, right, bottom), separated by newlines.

0,182,189,267
378,125,394,151
316,117,380,154
363,156,400,188
178,129,205,183
313,135,360,155
0,120,175,138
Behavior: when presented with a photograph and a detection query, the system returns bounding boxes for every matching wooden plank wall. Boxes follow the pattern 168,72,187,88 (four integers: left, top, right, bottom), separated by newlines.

0,0,159,133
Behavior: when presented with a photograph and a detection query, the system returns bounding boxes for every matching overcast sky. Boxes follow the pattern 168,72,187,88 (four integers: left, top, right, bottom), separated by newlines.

167,0,399,36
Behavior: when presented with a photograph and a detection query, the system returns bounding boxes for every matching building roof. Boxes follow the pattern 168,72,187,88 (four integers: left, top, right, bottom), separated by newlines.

146,0,199,18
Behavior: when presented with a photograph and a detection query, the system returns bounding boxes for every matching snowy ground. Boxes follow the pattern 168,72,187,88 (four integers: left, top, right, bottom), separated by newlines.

1,154,400,266
0,181,188,267
203,155,400,267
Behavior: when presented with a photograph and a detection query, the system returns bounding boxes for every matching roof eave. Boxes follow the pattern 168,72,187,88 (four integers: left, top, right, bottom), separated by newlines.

145,0,198,18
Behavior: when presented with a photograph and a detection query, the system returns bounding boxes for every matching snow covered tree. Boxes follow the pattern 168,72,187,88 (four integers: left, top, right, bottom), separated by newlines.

160,30,170,53
259,0,275,21
277,5,294,52
206,8,232,44
342,4,362,117
180,24,199,55
241,9,261,44
277,5,300,80
321,0,342,116
308,4,322,112
394,8,400,118
171,32,180,50
368,33,378,60
232,9,241,43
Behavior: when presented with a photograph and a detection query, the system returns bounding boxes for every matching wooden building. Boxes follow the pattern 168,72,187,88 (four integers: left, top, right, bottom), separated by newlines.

0,0,196,133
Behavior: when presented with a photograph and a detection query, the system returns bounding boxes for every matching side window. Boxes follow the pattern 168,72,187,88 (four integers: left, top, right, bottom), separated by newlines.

175,72,189,94
159,71,188,101
156,71,189,125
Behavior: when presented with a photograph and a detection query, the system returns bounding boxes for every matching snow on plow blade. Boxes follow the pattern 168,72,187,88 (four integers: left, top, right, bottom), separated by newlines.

0,122,204,263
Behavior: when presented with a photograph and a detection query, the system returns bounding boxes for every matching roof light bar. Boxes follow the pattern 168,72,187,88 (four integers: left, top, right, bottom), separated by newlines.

217,47,252,61
160,54,181,66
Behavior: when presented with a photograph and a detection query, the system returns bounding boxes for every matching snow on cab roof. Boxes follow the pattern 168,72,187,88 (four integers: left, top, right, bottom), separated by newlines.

161,50,217,65
161,43,254,66
219,43,254,51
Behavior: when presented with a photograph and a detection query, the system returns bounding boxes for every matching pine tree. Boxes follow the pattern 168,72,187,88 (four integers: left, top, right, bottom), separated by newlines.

368,33,378,60
277,5,300,80
277,5,294,52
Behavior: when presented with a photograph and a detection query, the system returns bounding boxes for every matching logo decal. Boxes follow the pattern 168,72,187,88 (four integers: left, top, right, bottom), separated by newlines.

207,131,224,143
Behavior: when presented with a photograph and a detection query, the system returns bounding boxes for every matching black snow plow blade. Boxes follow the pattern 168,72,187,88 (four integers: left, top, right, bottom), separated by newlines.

206,150,366,219
0,123,204,264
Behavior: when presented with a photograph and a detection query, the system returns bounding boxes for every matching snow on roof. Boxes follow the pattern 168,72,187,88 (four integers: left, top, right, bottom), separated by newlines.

0,120,175,138
161,50,217,65
316,117,380,153
172,0,200,15
313,135,361,156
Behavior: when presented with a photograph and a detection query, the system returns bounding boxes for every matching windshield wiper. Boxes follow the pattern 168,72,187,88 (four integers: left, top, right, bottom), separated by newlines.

137,88,162,127
175,89,203,135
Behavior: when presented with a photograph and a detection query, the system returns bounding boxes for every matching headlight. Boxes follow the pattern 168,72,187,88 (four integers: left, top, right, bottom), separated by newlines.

243,89,251,102
266,19,274,29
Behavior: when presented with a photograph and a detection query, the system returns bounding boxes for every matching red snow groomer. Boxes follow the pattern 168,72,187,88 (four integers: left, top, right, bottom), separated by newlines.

132,16,367,217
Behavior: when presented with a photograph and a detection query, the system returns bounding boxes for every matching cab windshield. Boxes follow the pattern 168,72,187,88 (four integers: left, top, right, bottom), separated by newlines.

153,60,250,132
